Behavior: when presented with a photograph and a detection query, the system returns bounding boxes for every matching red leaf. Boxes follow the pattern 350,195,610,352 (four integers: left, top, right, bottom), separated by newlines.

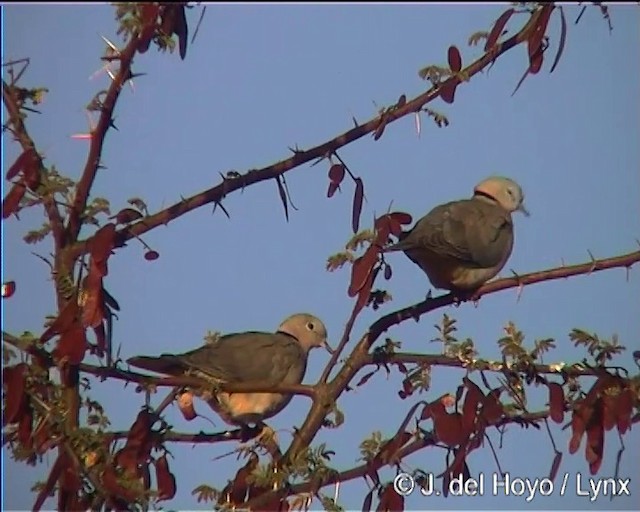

112,208,143,224
362,488,374,512
33,451,66,512
549,451,563,482
354,266,378,315
585,400,604,475
3,363,29,425
229,453,259,503
275,176,289,222
53,324,88,365
352,178,364,233
127,409,155,449
440,80,458,104
481,388,504,426
93,322,106,358
328,163,346,184
327,181,340,198
2,182,27,219
528,5,554,74
40,299,79,343
548,382,565,423
155,455,177,501
115,446,139,477
435,412,466,447
602,394,617,431
2,280,16,298
376,483,404,512
356,370,377,387
485,8,515,51
550,7,567,73
18,403,34,449
88,223,117,276
348,247,378,297
144,250,160,261
569,403,592,454
448,45,462,73
6,149,33,180
81,267,104,329
461,378,484,434
22,151,41,191
616,387,633,434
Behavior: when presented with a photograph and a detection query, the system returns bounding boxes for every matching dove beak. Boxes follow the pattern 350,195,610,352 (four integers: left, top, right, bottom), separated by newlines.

518,202,530,217
322,339,335,354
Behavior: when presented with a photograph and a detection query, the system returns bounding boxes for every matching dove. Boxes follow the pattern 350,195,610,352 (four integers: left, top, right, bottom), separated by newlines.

383,176,528,293
127,313,332,427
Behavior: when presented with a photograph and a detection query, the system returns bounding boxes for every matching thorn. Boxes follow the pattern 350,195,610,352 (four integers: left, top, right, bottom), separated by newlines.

415,111,421,138
100,34,120,54
106,67,116,82
71,134,92,140
587,249,597,274
561,257,566,267
109,118,118,131
352,116,359,127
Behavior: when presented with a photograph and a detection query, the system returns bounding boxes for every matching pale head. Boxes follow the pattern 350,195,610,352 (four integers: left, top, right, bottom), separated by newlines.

278,313,333,354
473,176,529,216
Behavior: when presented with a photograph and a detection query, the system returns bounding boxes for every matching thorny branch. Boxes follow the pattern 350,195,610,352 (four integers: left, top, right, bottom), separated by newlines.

2,81,65,252
276,249,640,489
70,2,547,260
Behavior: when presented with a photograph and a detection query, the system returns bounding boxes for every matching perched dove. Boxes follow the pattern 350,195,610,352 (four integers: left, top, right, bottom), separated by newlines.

127,313,332,426
383,176,528,292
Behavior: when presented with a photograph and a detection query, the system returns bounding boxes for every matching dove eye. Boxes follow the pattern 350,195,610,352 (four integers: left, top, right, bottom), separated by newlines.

306,322,315,331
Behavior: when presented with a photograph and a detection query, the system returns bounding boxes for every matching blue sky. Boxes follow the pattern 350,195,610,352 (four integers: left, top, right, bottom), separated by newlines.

3,3,639,510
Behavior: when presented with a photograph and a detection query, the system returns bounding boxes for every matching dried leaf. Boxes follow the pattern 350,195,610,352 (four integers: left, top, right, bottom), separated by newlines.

585,400,604,475
18,403,34,448
2,182,27,219
155,455,177,501
462,379,484,433
547,382,565,423
144,250,160,261
7,149,34,180
481,388,504,425
2,280,16,298
354,266,378,315
550,7,567,73
93,322,107,358
41,299,79,343
435,412,466,447
549,451,562,481
33,451,66,512
275,176,289,222
81,266,104,328
352,177,364,233
362,488,374,512
448,45,462,73
440,80,457,104
485,8,515,50
348,247,378,297
528,5,554,74
376,483,404,512
569,403,592,454
53,324,88,365
615,387,633,434
3,363,29,425
356,370,377,387
88,223,117,276
327,181,340,198
328,164,346,185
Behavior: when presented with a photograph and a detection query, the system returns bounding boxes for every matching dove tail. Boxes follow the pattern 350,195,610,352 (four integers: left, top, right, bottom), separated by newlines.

127,355,184,375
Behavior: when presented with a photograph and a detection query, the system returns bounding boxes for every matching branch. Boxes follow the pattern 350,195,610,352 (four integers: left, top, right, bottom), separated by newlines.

2,80,65,249
105,429,247,444
71,6,539,260
65,35,142,242
243,410,570,509
283,249,640,469
363,352,622,378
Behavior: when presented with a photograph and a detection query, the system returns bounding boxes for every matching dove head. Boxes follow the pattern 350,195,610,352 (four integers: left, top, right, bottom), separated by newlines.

473,176,529,216
278,313,333,354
